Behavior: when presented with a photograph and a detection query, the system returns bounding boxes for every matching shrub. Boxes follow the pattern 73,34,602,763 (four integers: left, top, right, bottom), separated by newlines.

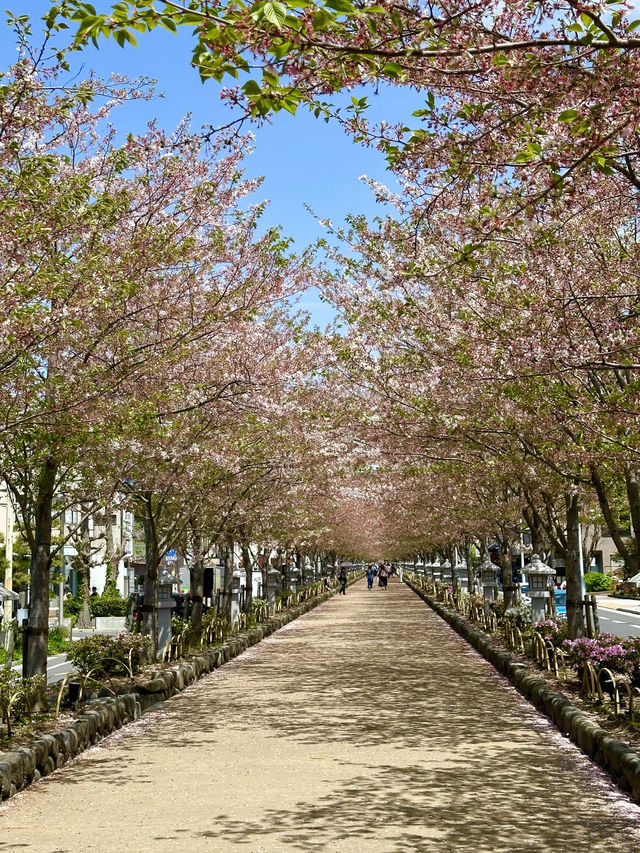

584,572,615,593
563,633,630,677
0,671,45,736
64,592,128,619
534,618,569,647
504,603,532,629
171,615,187,637
89,593,128,617
489,599,506,619
63,596,82,618
66,632,151,675
48,625,70,654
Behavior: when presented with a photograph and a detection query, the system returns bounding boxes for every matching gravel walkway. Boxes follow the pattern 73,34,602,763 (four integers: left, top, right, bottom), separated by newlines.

3,578,640,852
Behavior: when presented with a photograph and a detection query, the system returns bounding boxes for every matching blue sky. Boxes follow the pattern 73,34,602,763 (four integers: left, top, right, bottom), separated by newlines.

2,5,424,323
7,3,637,324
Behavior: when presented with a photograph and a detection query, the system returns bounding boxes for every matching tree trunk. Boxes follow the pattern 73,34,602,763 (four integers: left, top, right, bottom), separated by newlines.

260,546,269,595
523,502,545,554
242,542,253,613
463,539,473,592
625,467,640,577
189,524,205,636
565,491,585,639
74,514,92,629
142,508,159,658
26,458,57,678
103,497,121,595
500,537,515,609
590,465,636,575
222,538,234,623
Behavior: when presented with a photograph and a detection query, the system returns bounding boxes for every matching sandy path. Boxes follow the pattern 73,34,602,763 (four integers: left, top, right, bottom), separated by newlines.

3,578,640,852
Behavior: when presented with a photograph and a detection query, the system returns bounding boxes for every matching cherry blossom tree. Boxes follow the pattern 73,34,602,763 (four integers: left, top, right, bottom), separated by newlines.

0,43,315,672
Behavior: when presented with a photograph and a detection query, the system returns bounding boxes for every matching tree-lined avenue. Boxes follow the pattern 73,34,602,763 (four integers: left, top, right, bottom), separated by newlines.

3,580,640,851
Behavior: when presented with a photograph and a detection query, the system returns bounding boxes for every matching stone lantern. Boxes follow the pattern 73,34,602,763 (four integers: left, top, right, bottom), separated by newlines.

266,566,280,611
441,559,452,585
455,558,468,594
479,558,499,611
230,570,242,626
304,557,315,586
158,570,181,655
527,554,556,623
432,558,441,583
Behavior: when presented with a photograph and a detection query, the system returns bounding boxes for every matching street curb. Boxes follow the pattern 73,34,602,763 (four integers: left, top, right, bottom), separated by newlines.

0,581,357,801
404,579,640,804
607,606,640,617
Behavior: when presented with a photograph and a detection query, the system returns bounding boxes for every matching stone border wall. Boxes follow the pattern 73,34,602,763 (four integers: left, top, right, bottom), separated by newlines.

0,581,356,801
405,578,640,803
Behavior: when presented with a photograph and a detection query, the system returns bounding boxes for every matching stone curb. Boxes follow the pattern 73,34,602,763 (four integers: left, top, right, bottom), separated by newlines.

405,579,640,803
607,606,640,617
0,582,355,801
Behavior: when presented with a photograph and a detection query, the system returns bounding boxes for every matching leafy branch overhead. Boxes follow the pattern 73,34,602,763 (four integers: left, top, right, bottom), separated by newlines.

55,1,640,193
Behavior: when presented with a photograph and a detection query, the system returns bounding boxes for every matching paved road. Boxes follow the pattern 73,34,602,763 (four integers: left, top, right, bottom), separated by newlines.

3,579,640,852
11,653,74,685
11,627,123,683
598,606,640,638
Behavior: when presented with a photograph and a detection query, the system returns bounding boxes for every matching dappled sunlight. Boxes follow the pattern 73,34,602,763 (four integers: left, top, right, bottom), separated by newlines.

2,580,640,851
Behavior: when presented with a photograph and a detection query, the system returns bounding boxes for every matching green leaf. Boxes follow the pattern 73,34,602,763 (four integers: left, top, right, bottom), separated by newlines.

492,53,508,66
242,79,262,95
263,1,287,27
325,0,355,12
628,19,640,31
312,8,332,29
558,108,579,122
159,17,178,33
263,69,279,86
382,62,404,78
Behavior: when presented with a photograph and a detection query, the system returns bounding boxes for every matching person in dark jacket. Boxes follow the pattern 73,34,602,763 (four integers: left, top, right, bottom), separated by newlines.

338,568,347,594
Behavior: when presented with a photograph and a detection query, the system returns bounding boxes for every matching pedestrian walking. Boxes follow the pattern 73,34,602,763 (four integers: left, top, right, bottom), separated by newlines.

378,564,388,590
338,568,347,595
366,564,376,590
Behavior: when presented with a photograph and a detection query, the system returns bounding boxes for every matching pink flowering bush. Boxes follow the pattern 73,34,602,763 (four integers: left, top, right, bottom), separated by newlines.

534,618,569,647
563,634,631,679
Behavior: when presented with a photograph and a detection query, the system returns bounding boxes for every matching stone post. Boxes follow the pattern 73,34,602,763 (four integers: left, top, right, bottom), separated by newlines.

230,571,242,627
266,567,279,611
